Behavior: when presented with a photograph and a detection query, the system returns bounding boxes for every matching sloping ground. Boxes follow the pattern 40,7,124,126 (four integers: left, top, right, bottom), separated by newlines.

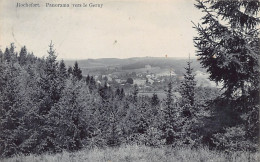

2,145,259,162
64,57,203,73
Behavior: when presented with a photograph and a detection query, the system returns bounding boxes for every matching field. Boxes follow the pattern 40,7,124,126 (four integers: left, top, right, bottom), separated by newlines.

2,145,259,162
139,91,167,99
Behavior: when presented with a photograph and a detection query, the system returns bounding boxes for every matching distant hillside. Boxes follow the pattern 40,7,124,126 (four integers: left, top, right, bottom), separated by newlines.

64,57,205,75
64,58,129,69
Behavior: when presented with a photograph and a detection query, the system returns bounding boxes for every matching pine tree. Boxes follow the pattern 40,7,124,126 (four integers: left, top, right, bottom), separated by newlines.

36,42,60,153
89,76,96,93
162,82,180,145
67,66,73,76
26,52,37,64
193,0,260,151
150,93,160,118
50,80,92,151
193,0,259,99
85,75,90,85
120,88,125,100
165,82,174,111
99,81,111,101
151,93,160,107
115,88,125,100
115,88,121,96
178,58,201,146
0,50,4,63
10,43,18,63
57,59,68,97
4,48,11,62
136,96,149,134
18,62,43,155
58,60,67,79
0,63,28,156
132,84,139,103
18,46,27,66
106,97,125,146
39,41,60,111
73,61,83,80
179,57,196,110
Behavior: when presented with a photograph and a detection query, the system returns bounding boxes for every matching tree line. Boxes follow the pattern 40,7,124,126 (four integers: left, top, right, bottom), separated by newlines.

0,42,214,156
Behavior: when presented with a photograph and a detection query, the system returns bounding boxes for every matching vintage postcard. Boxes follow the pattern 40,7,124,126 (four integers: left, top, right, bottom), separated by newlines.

0,0,259,161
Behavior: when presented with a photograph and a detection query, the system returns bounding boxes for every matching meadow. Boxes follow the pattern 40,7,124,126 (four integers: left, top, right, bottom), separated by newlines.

2,145,259,162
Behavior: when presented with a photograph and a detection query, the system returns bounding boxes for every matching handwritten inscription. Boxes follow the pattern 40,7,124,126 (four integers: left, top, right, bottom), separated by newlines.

17,3,40,7
89,3,103,8
16,2,104,8
46,3,70,7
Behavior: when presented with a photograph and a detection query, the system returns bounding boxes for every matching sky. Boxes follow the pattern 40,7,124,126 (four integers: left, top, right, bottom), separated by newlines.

0,0,204,59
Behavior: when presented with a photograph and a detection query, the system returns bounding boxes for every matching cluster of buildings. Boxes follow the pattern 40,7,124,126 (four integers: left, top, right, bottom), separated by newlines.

91,65,179,92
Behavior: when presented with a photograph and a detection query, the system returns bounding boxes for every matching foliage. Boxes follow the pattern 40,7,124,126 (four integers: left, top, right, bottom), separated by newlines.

179,58,196,107
126,78,134,84
193,0,259,152
193,0,260,98
161,82,181,145
0,36,258,158
72,61,82,80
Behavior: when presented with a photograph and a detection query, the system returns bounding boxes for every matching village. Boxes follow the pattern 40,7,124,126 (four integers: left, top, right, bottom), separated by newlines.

83,63,217,99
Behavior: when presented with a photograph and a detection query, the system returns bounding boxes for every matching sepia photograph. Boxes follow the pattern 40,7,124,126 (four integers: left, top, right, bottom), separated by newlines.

0,0,259,161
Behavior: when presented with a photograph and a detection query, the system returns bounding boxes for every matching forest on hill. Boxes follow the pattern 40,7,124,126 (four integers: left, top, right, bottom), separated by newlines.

0,42,222,157
64,57,203,73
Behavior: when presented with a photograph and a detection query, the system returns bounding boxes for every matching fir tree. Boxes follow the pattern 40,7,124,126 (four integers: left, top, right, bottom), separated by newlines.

106,98,124,146
50,80,92,151
120,88,125,100
115,88,121,96
178,59,201,146
132,84,139,103
9,43,18,63
73,61,83,80
0,50,4,63
58,60,68,79
57,59,68,96
85,75,90,85
36,42,60,153
4,48,11,63
99,81,111,101
114,88,125,101
162,82,180,145
136,96,149,134
179,56,196,109
40,41,60,109
89,76,96,93
26,52,37,64
67,66,73,76
0,63,22,156
151,93,160,107
18,46,27,66
193,0,260,151
193,0,259,99
150,93,160,117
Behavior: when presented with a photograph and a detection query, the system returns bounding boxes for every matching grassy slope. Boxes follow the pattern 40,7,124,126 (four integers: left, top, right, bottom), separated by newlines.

2,145,259,162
